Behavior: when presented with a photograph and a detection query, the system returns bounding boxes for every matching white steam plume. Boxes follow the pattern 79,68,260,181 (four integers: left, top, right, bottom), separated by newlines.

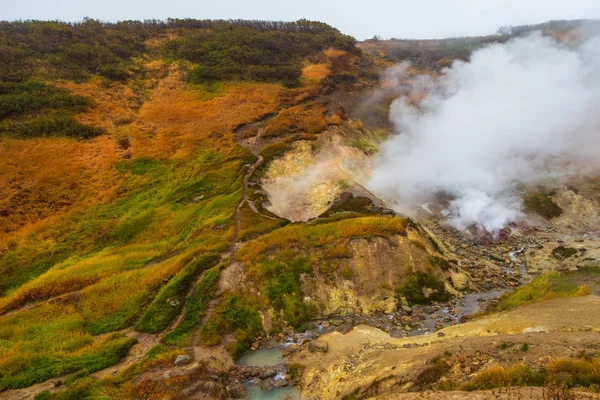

368,32,600,232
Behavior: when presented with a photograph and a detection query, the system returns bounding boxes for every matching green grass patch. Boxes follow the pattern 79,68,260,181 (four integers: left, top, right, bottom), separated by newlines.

262,257,313,327
135,253,220,334
0,334,136,391
162,265,221,346
483,272,590,315
199,292,263,358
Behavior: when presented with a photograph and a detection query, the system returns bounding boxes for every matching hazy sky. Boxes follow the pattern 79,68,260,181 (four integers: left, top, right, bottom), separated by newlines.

2,0,600,40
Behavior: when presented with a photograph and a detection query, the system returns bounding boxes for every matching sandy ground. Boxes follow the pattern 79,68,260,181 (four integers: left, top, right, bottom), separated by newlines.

291,295,600,400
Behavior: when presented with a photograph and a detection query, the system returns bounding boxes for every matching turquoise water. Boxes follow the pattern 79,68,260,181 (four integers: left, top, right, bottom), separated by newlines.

245,384,301,400
237,346,285,367
236,345,301,399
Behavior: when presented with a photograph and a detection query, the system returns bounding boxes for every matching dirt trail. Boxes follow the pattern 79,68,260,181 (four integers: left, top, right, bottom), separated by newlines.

229,125,265,264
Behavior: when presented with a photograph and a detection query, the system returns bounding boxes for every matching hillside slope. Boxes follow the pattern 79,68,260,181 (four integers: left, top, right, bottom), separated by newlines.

2,17,600,400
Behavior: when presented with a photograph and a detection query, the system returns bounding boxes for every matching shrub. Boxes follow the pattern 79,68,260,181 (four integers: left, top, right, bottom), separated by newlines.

524,189,563,219
416,351,453,387
167,20,355,85
552,246,578,260
462,364,533,390
0,81,91,119
545,357,600,387
400,272,450,305
1,114,103,139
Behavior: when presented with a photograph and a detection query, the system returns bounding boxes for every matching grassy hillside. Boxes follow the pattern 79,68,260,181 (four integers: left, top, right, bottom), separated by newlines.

0,18,365,393
3,17,594,399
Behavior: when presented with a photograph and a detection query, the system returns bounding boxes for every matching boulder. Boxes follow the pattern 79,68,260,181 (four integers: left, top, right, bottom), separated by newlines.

260,377,276,390
308,340,329,353
261,368,276,379
228,382,248,399
450,271,469,290
337,321,353,334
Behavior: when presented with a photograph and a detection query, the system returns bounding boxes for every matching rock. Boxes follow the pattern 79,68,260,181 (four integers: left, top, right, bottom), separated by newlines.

273,378,288,388
337,321,353,334
228,383,248,399
400,315,412,325
283,344,300,357
261,368,276,379
437,332,446,337
251,368,260,377
539,356,553,364
390,329,405,338
260,377,276,390
450,271,469,290
308,340,328,353
174,354,192,365
488,253,505,262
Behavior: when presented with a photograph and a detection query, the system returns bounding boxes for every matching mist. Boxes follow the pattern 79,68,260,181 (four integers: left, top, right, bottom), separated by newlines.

367,32,600,232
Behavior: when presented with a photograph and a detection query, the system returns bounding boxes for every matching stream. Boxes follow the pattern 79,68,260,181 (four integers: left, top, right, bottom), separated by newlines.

236,344,301,400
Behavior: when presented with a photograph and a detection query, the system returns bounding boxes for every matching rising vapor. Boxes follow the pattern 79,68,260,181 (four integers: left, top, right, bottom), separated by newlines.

368,32,600,232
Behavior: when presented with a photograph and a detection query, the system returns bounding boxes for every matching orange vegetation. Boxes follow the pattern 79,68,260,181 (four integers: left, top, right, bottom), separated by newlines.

302,63,330,83
0,136,120,237
263,102,327,138
137,73,284,158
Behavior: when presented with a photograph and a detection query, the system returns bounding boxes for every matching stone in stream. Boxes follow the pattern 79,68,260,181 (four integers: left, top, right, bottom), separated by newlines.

174,354,192,365
228,382,248,399
261,368,277,379
260,377,276,390
273,378,288,388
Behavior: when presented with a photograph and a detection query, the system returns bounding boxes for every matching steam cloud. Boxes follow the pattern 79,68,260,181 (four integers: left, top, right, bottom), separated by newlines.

368,32,600,232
